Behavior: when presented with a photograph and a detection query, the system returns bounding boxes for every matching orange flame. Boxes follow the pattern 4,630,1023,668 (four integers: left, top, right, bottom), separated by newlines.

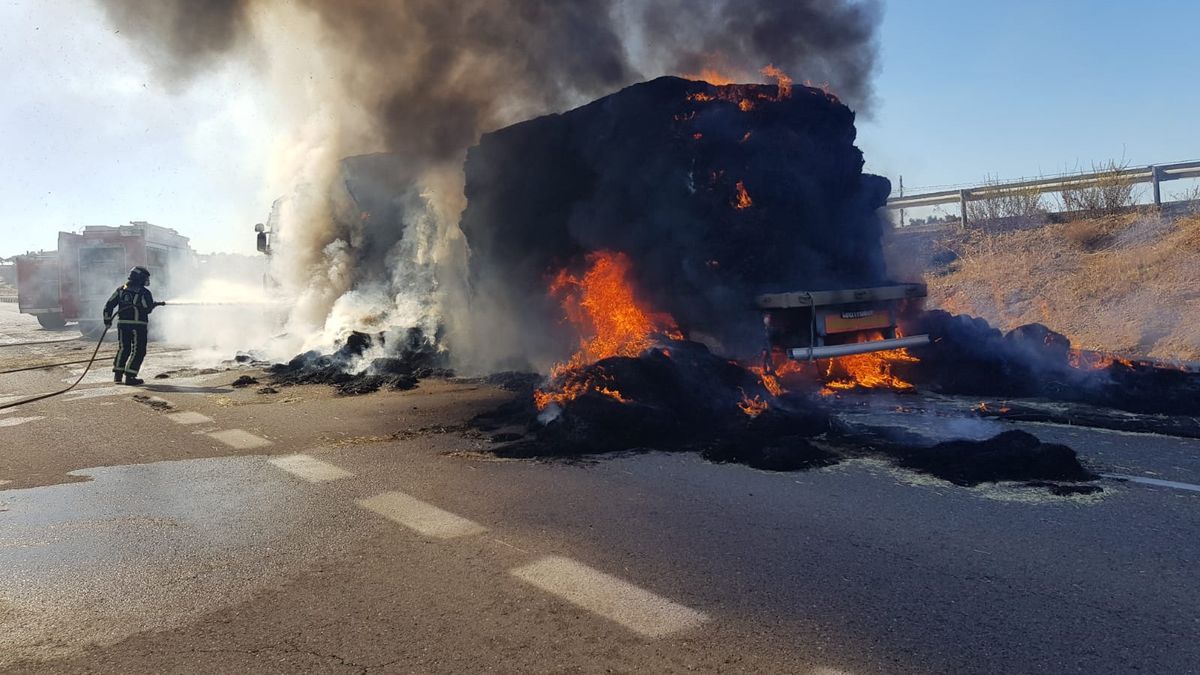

686,68,736,85
823,348,919,392
1068,348,1133,371
760,64,793,98
734,181,753,209
535,251,681,410
738,391,769,417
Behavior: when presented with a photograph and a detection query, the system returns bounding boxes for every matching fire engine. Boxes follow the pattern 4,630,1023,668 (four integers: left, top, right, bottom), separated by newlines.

16,222,193,335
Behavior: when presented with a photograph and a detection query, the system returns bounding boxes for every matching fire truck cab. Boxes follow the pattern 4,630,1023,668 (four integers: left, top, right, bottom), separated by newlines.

16,222,193,335
757,283,931,361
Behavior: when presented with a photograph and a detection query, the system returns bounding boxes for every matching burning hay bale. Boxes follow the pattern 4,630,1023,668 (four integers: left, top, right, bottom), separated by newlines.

476,339,836,462
268,329,451,396
461,75,892,367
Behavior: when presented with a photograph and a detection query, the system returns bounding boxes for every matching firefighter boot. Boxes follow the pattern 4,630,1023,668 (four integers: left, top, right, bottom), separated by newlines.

114,372,123,384
123,376,145,386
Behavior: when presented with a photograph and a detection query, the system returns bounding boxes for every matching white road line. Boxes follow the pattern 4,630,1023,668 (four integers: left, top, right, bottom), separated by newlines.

165,411,213,425
356,491,487,539
510,556,709,638
1104,473,1200,493
206,429,272,450
268,454,354,483
0,416,43,428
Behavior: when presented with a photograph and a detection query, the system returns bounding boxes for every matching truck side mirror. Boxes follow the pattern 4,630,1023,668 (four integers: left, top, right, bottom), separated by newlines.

256,232,268,253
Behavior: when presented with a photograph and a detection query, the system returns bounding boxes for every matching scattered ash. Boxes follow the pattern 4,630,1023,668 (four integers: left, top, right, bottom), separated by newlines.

256,386,280,395
157,367,223,379
131,394,174,412
269,329,452,396
231,375,259,388
974,399,1200,439
1025,481,1104,497
478,371,544,392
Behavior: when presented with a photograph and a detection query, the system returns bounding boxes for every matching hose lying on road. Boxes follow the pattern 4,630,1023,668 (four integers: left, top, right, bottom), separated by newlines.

0,355,117,375
0,337,87,349
0,326,109,411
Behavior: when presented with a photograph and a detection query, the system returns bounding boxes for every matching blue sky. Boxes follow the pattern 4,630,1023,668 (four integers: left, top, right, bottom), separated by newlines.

2,0,1198,255
858,0,1200,197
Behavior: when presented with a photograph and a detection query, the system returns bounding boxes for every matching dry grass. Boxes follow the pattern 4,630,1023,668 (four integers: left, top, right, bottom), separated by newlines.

925,212,1200,360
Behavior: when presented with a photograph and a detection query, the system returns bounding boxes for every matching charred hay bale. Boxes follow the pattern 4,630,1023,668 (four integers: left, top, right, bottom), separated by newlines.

701,407,837,471
269,329,446,395
894,430,1095,486
900,311,1073,397
905,310,1200,417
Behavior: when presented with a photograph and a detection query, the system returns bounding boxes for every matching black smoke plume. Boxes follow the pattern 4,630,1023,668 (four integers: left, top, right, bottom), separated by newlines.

97,0,884,364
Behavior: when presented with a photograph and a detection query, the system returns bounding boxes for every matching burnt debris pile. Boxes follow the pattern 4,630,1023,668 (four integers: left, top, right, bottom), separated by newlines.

474,339,834,462
461,76,892,365
901,311,1200,416
269,329,450,395
887,430,1096,488
472,341,1097,492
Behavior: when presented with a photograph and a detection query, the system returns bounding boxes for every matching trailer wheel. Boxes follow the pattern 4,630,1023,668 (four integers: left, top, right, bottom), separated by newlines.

36,313,68,330
78,320,105,338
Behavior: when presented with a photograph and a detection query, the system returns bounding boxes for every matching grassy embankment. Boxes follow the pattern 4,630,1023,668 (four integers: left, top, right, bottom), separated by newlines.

918,212,1200,360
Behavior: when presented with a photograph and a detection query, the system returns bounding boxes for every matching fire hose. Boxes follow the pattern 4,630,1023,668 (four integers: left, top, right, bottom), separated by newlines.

0,301,184,410
0,325,110,411
0,337,87,349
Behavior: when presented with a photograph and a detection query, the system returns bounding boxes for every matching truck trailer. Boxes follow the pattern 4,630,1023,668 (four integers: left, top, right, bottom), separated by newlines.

757,283,931,361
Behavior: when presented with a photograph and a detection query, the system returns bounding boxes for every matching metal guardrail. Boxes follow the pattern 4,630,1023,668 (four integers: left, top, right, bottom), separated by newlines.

887,160,1200,218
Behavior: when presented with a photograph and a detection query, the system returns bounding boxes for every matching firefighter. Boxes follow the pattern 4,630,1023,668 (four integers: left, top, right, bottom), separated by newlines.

102,266,164,386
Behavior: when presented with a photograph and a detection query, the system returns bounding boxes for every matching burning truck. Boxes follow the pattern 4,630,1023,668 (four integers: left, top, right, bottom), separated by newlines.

264,73,1200,485
459,74,924,393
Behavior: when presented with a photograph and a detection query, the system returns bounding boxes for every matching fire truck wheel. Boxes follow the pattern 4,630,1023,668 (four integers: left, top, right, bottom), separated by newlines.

78,320,105,338
36,313,68,330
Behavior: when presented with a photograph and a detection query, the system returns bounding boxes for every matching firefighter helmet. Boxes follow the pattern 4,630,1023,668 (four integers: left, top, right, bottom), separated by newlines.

128,266,151,285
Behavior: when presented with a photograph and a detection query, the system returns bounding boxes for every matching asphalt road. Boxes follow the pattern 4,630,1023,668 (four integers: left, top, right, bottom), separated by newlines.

2,303,1199,674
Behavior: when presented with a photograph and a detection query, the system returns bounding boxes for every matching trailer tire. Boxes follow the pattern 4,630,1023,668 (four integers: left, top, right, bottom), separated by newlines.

78,320,105,338
37,313,68,330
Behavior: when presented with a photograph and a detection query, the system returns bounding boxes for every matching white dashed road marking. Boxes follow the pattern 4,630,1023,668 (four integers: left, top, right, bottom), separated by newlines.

0,416,43,428
62,386,127,402
357,491,487,539
510,556,709,638
1104,473,1200,493
207,429,272,450
268,454,354,483
165,411,213,425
